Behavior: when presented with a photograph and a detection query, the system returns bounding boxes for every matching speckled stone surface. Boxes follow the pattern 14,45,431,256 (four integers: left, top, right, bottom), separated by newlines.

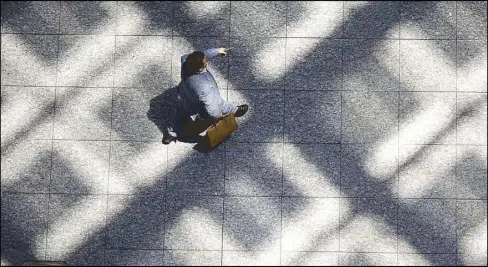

457,1,488,40
398,199,457,253
400,1,456,39
344,1,400,39
285,90,341,143
225,142,283,196
342,91,398,144
339,252,397,266
1,34,58,86
399,92,456,144
281,251,339,266
164,250,221,266
1,1,487,266
399,40,456,91
57,35,115,87
51,140,110,194
107,193,165,249
1,1,60,34
114,36,172,88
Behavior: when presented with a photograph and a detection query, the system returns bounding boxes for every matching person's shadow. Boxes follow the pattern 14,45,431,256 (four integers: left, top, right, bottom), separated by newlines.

147,86,220,153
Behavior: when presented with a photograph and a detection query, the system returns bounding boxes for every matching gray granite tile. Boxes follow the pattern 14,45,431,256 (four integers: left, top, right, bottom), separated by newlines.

398,253,456,266
400,1,456,39
229,37,285,58
165,195,223,250
114,36,172,88
342,91,398,144
340,198,397,252
163,250,221,266
60,1,117,35
45,245,106,267
57,35,115,87
167,172,223,196
1,34,58,86
111,87,167,141
457,252,488,267
282,198,339,251
105,249,163,266
51,140,109,193
109,141,167,194
398,199,457,253
285,38,342,91
225,142,282,196
283,144,341,197
400,40,456,91
176,1,230,20
287,1,343,38
343,39,399,91
47,194,107,251
285,91,341,143
222,251,280,266
229,56,285,90
457,93,487,145
1,249,46,266
1,1,59,34
1,193,49,249
223,197,281,251
399,144,456,198
167,142,225,177
1,86,55,140
117,1,173,36
173,1,229,37
457,1,488,40
456,200,487,253
281,252,339,266
227,37,285,90
228,90,284,142
456,146,487,199
344,1,400,38
341,144,398,197
172,37,229,89
231,1,286,37
174,19,229,37
399,92,456,144
457,39,487,92
53,87,112,140
339,252,397,266
1,140,52,193
107,194,165,249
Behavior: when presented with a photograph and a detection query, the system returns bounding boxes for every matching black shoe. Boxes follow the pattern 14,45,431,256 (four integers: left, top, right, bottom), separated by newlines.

162,132,177,145
234,104,249,117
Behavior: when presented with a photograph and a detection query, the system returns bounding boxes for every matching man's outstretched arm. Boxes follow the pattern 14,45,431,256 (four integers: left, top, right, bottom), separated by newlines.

181,48,226,64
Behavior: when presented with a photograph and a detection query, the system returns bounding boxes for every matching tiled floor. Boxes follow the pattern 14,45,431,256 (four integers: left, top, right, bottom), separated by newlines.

1,1,487,266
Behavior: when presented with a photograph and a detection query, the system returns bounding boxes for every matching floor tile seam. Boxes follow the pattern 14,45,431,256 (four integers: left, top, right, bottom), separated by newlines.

104,3,118,265
222,2,232,265
161,6,175,264
454,2,459,257
4,32,483,41
44,2,62,257
397,7,401,264
7,192,483,201
339,2,345,262
279,2,289,265
3,85,487,94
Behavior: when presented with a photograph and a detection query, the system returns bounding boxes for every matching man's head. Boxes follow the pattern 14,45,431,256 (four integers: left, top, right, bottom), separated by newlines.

186,51,207,74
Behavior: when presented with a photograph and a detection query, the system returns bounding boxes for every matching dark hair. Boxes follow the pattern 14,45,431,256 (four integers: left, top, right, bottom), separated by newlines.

186,51,206,74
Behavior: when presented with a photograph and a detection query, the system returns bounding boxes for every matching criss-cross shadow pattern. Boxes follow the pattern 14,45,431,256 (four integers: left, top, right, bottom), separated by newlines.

1,1,487,266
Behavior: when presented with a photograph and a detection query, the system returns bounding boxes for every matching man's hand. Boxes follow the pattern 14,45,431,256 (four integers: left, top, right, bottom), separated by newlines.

218,47,228,57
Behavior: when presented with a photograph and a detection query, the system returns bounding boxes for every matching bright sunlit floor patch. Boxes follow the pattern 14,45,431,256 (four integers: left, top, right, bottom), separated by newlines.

253,2,362,82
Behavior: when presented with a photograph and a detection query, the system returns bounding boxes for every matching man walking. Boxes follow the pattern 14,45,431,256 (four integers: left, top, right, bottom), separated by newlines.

162,47,248,144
